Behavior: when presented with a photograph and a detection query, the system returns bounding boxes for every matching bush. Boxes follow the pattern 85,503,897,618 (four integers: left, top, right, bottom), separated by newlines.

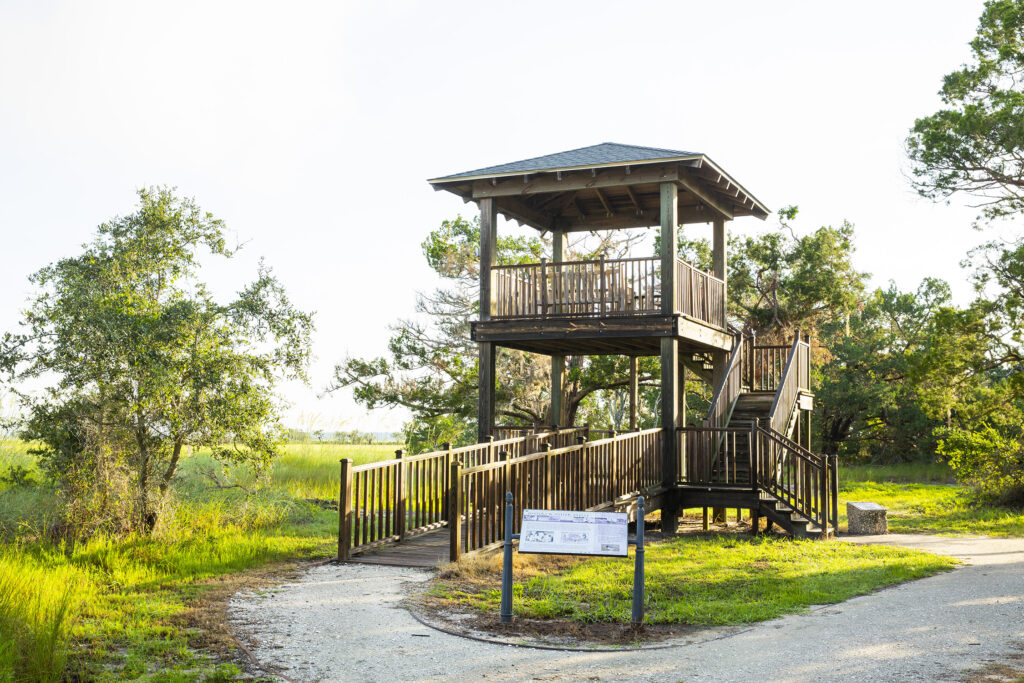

936,425,1024,506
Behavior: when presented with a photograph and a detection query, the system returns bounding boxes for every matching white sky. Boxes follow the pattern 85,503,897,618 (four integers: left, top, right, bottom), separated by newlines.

0,1,1005,431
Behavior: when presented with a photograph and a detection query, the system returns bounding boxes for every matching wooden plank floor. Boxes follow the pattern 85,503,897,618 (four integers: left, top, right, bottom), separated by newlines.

346,528,455,568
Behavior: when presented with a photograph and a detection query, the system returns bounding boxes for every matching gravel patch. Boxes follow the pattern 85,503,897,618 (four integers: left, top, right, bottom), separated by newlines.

230,534,1024,682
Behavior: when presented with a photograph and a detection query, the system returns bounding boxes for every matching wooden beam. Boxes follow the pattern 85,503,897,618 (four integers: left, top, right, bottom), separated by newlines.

557,205,712,232
572,197,587,218
471,163,680,199
677,171,734,221
494,196,554,231
624,185,642,213
593,187,614,216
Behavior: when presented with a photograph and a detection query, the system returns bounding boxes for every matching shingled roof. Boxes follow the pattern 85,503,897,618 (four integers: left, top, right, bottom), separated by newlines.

428,142,769,230
429,142,701,182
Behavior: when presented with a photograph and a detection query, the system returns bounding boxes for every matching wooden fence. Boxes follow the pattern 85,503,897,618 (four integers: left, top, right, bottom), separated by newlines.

452,429,663,557
337,426,640,560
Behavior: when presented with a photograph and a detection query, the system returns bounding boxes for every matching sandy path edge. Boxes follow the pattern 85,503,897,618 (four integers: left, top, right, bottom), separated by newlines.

229,534,1024,682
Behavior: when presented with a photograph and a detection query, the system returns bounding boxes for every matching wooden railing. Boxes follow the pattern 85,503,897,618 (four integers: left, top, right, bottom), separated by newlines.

491,425,589,444
338,428,662,560
678,426,754,486
747,344,791,392
676,260,725,329
340,448,451,557
704,333,745,430
454,429,663,556
767,334,811,437
491,256,725,329
754,422,835,532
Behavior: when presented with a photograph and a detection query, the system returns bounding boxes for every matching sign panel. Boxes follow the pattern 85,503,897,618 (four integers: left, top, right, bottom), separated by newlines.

518,509,629,557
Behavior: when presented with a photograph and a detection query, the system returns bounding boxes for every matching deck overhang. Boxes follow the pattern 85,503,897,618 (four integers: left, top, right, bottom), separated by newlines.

471,314,732,356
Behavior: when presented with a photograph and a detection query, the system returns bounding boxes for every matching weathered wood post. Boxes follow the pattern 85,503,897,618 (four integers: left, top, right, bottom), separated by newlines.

338,458,353,562
829,454,839,535
449,460,462,562
660,181,681,534
478,197,497,443
609,429,618,504
395,449,406,542
750,424,760,534
442,442,452,520
628,357,639,431
550,231,565,427
543,443,553,510
500,450,511,534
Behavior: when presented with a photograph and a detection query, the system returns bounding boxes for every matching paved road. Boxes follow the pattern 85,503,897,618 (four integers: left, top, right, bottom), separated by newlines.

230,535,1024,682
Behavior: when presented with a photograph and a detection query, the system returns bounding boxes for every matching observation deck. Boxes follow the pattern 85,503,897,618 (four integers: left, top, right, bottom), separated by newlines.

472,255,731,356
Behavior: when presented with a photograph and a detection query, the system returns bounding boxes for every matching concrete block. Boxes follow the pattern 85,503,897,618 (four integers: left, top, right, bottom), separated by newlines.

847,501,887,535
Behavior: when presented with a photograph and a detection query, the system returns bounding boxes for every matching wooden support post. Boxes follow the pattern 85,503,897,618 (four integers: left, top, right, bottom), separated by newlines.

449,460,461,562
713,217,728,323
551,354,563,426
478,343,496,443
479,197,497,320
660,181,680,534
702,506,709,532
628,357,638,431
395,449,406,542
478,197,497,444
338,458,353,562
542,443,553,510
609,429,618,503
711,345,727,525
442,442,452,520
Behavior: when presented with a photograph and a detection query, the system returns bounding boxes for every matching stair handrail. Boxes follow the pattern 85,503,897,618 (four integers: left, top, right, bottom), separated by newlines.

754,421,830,532
703,331,745,430
766,331,810,437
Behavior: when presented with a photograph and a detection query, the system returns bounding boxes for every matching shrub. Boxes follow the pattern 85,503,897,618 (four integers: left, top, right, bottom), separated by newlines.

937,425,1024,506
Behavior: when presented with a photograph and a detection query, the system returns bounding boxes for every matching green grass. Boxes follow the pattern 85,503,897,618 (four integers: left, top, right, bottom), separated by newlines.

0,440,388,680
840,481,1024,536
433,534,956,625
837,462,1024,536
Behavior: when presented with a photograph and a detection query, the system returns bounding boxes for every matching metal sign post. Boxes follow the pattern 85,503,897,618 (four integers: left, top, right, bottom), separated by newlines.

499,492,646,626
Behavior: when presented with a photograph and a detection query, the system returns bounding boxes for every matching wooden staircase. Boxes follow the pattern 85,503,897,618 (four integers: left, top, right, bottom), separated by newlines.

688,330,837,540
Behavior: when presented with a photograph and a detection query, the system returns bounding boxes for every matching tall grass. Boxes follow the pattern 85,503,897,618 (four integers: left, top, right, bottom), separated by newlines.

0,550,86,682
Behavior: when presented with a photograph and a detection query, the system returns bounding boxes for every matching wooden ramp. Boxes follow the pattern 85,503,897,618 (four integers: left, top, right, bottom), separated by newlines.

346,528,453,568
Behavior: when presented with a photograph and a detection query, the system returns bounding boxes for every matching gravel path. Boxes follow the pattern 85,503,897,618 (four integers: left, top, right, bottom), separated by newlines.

229,534,1024,682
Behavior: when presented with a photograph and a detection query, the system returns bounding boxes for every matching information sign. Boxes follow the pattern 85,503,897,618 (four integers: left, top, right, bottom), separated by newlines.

517,509,628,557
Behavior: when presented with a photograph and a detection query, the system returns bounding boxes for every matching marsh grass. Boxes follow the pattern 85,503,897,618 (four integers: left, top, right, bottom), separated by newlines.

430,534,957,625
0,440,350,680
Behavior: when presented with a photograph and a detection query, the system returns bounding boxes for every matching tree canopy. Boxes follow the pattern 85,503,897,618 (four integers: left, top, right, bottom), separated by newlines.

908,0,1024,221
0,188,313,533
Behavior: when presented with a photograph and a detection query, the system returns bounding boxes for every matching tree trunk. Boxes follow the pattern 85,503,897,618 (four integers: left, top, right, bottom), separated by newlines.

160,438,184,495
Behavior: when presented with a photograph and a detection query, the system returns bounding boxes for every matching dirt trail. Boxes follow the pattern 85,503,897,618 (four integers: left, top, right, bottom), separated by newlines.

230,534,1024,682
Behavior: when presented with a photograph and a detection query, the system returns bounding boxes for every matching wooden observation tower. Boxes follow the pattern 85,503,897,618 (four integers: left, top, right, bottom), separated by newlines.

333,144,837,567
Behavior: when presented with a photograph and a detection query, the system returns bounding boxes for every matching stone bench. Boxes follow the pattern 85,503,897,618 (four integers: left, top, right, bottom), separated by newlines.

847,501,887,535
